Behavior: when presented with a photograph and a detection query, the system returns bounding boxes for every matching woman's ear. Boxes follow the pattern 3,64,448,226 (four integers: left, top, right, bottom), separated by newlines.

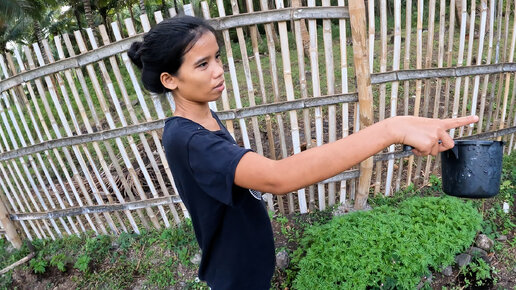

160,72,178,90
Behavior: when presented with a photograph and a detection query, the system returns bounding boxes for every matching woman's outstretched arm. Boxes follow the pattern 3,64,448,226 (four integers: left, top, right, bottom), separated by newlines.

234,115,478,195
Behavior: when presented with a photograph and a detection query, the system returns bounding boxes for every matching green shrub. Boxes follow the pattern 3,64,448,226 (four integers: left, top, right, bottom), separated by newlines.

50,253,68,272
74,255,91,273
293,196,482,289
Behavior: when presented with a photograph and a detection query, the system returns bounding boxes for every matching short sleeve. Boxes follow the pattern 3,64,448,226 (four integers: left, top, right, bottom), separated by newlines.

187,131,252,205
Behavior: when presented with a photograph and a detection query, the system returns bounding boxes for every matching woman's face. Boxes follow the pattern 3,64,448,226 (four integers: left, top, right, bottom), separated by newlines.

164,31,224,104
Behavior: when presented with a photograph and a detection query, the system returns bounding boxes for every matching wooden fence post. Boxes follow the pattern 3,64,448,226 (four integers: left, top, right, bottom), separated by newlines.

0,196,22,249
349,0,374,210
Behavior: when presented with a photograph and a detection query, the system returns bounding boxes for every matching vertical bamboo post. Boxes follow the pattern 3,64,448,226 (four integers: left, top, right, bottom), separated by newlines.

395,0,412,192
467,0,488,136
0,197,21,248
492,0,511,129
368,0,375,72
349,0,374,210
478,0,495,133
385,0,401,196
406,0,424,186
450,0,468,138
322,0,337,205
443,0,456,118
485,0,504,132
339,0,349,204
374,0,387,196
292,0,314,210
419,0,436,184
274,0,307,213
307,0,326,211
259,0,293,213
431,0,447,174
459,0,477,138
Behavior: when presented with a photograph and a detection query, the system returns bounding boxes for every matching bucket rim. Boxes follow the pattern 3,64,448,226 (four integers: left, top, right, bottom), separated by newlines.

454,139,503,146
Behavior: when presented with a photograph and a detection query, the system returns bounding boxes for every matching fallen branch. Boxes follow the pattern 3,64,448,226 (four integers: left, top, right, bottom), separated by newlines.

0,252,35,275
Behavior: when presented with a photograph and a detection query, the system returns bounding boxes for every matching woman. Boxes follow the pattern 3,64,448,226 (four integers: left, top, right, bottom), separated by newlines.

128,15,478,289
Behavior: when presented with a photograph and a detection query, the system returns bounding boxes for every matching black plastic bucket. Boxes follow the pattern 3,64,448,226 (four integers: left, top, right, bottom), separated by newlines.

441,140,504,198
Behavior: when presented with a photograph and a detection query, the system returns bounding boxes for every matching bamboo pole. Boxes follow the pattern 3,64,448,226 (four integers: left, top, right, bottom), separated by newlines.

431,0,447,174
467,0,488,136
274,0,307,213
459,0,477,138
395,0,412,192
307,0,326,211
374,0,388,196
385,0,401,196
349,0,374,210
0,190,22,248
322,0,337,206
450,0,468,139
292,0,314,210
485,0,504,132
260,0,294,213
368,0,375,72
406,0,424,186
443,0,457,118
478,0,496,133
419,0,436,184
339,0,350,204
72,29,162,230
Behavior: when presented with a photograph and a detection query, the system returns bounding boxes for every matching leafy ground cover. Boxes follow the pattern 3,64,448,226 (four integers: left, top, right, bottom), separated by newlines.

0,153,514,289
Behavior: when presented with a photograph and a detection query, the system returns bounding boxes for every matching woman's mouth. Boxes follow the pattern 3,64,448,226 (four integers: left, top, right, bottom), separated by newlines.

214,80,225,92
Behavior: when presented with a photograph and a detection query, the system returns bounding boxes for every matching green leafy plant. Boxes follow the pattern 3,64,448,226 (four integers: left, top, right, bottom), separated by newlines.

29,258,47,274
50,253,68,272
292,196,482,289
463,258,493,287
74,254,91,273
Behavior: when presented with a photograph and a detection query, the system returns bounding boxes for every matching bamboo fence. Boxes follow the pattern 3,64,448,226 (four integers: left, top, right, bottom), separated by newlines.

0,0,515,248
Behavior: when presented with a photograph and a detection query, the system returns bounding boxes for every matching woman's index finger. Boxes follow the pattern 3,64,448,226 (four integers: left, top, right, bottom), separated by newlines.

442,115,479,130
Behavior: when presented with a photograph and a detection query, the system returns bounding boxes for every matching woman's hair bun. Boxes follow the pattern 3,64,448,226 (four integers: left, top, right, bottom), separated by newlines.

128,41,144,69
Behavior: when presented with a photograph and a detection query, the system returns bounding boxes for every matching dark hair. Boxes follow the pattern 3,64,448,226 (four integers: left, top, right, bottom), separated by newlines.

128,15,217,94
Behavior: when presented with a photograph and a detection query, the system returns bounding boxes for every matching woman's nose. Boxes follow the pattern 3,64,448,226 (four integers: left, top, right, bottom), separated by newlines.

213,60,224,78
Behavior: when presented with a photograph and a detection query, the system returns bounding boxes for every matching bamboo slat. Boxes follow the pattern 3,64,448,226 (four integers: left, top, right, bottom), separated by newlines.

0,174,23,248
419,0,436,184
339,0,350,204
498,3,516,139
467,0,489,136
322,0,337,206
385,0,401,196
396,0,412,192
349,0,374,210
406,0,424,186
478,0,496,133
458,0,477,138
274,0,307,214
450,0,468,139
444,0,457,118
307,0,326,211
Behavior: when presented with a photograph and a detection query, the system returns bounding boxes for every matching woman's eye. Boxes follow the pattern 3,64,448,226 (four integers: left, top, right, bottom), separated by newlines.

199,62,208,68
216,53,221,59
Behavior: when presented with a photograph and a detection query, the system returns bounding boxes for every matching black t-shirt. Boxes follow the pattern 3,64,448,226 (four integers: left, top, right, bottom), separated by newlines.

162,111,275,289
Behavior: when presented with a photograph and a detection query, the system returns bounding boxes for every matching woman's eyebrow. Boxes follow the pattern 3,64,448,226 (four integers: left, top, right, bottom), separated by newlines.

193,56,209,66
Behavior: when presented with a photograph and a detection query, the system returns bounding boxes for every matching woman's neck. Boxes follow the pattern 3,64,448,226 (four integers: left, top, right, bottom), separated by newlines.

173,98,220,131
